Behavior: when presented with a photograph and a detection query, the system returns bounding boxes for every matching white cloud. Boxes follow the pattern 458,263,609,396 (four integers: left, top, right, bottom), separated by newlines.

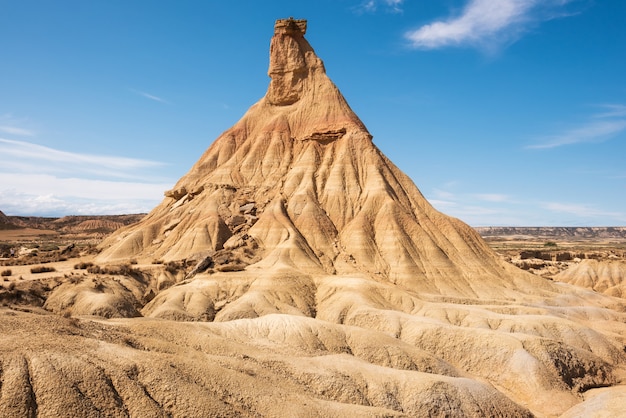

405,0,574,50
0,189,159,216
0,139,174,216
527,104,626,149
0,174,169,201
0,176,170,216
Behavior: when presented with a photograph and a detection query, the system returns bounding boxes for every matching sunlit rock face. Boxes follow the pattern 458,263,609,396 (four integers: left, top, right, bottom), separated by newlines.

97,17,515,298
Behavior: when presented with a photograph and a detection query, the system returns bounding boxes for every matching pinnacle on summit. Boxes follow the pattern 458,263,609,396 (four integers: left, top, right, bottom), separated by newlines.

267,18,321,105
273,17,307,35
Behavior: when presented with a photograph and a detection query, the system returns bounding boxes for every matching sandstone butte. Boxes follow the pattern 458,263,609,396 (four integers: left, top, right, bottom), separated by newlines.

2,18,626,418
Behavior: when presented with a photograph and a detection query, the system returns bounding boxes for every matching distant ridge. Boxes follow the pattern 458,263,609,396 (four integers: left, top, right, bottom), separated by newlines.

0,213,144,233
0,210,22,230
475,226,626,240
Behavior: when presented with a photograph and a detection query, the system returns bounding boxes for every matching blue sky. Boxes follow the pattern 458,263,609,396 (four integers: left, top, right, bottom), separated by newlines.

1,0,625,226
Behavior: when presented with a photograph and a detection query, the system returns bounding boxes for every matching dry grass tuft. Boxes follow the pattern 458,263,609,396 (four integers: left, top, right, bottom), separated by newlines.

31,266,56,274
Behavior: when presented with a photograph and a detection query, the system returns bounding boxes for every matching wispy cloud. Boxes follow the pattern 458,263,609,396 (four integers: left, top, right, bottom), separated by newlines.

544,201,626,223
0,185,164,216
0,138,173,215
593,104,626,119
0,114,35,137
131,89,169,104
0,138,165,179
427,181,625,226
432,188,456,200
475,193,510,202
0,125,35,137
355,0,403,14
527,104,626,149
405,0,576,50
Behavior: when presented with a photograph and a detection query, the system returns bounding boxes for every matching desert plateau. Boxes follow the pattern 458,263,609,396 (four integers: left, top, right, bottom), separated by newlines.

1,17,626,418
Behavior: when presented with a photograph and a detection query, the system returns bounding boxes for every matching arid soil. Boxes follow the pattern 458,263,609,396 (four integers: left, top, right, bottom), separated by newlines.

1,229,625,417
1,18,626,418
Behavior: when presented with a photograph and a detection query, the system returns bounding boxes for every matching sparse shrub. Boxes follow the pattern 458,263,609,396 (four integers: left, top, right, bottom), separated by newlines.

152,259,164,264
118,263,135,275
86,263,135,276
129,259,138,265
87,265,103,274
544,241,558,247
74,261,94,270
84,245,101,255
1,269,11,277
30,266,56,274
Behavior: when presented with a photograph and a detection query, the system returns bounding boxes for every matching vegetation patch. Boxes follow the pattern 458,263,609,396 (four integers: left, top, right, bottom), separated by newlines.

74,261,94,270
87,263,136,276
31,266,56,274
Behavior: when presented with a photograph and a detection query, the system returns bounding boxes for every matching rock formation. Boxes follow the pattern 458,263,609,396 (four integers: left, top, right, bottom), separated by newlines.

97,17,544,299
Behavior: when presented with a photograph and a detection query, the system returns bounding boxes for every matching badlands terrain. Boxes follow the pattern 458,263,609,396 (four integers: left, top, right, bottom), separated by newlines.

1,18,626,418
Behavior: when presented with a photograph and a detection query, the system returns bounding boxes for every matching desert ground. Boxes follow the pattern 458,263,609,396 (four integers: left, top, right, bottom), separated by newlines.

1,17,625,418
2,217,625,417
